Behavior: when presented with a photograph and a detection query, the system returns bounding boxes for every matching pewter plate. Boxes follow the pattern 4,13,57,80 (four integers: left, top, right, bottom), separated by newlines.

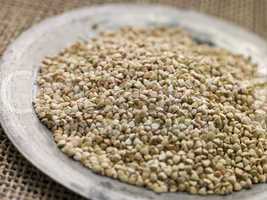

1,4,267,200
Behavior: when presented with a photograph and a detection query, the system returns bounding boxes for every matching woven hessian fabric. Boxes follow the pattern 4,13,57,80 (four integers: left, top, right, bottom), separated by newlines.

0,0,266,199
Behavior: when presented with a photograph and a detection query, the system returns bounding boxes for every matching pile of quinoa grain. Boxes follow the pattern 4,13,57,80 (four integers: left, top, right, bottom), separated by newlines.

34,27,267,195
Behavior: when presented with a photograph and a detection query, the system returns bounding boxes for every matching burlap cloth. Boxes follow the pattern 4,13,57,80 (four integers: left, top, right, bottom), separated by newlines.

0,0,266,199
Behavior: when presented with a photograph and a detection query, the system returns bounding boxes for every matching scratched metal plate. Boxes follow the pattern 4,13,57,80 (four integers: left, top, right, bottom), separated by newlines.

0,4,267,200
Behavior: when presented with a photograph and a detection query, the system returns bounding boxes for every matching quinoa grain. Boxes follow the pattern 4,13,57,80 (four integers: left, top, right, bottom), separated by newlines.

34,27,267,195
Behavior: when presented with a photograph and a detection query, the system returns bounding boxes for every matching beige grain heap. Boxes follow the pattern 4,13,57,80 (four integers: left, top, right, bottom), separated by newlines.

34,27,267,195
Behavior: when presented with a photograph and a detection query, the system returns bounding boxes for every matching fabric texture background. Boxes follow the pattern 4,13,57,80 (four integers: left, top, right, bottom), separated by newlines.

0,0,266,199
